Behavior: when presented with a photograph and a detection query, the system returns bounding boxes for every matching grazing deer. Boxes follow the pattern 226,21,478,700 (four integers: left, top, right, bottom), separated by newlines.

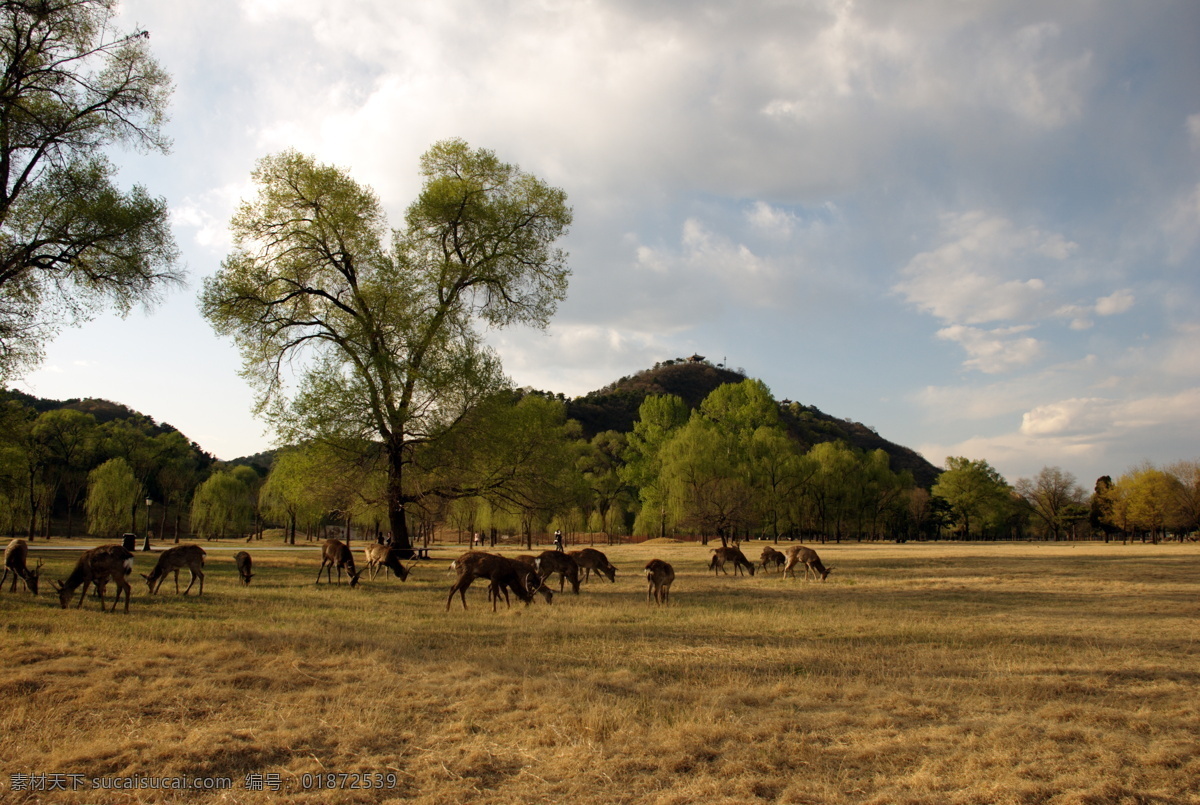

759,546,786,574
446,552,534,612
710,546,756,576
535,550,581,594
513,555,554,604
362,543,410,581
316,539,362,588
2,539,42,595
52,545,134,613
644,559,674,605
234,551,254,585
783,545,832,581
569,548,617,583
142,545,206,596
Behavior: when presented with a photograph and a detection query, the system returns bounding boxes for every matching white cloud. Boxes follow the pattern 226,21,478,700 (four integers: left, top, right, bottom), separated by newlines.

745,201,798,240
1020,397,1112,436
1094,289,1134,316
936,324,1043,374
894,211,1074,327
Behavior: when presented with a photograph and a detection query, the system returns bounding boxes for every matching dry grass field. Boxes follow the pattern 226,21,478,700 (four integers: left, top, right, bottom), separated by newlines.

2,539,1198,805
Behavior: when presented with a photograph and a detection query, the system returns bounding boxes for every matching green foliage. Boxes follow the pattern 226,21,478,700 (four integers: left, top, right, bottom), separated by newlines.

932,457,1014,539
0,0,180,380
190,469,254,539
201,141,571,551
86,457,140,537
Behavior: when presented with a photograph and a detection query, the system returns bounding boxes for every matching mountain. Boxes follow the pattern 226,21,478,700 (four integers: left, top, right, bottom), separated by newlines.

564,358,941,487
7,358,940,486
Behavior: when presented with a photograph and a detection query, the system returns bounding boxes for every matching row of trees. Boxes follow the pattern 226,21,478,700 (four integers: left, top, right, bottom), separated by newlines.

4,381,1199,544
0,396,216,539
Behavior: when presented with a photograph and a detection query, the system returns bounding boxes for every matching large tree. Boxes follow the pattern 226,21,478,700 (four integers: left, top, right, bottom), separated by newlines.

1015,466,1085,541
0,0,180,379
932,456,1012,539
201,141,571,555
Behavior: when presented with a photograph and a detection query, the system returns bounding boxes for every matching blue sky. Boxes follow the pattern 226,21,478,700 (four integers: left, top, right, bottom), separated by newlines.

14,0,1200,486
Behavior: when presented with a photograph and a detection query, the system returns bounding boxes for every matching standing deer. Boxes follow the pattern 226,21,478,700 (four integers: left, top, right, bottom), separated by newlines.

513,555,554,604
783,545,832,581
446,552,534,611
759,546,786,573
362,543,410,581
142,545,206,596
52,545,134,613
535,550,581,594
316,539,362,588
710,546,756,576
644,559,675,605
569,548,617,583
234,551,254,585
2,539,42,595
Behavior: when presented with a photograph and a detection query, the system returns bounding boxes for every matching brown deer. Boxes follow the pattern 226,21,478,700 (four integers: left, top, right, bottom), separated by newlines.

759,545,786,573
569,548,617,583
362,543,410,581
142,545,206,596
446,552,534,612
535,550,581,594
316,539,362,588
513,555,554,604
234,551,254,585
2,538,42,595
710,546,755,576
783,545,832,581
52,545,134,613
644,559,675,605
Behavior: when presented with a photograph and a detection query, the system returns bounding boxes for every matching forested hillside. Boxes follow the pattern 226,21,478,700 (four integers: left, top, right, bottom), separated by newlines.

565,359,940,487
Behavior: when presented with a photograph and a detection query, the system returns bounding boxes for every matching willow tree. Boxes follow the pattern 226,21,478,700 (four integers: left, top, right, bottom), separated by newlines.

0,0,180,379
201,141,571,556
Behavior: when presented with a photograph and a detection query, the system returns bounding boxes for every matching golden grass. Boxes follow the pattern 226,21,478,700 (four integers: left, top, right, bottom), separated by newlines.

2,541,1198,804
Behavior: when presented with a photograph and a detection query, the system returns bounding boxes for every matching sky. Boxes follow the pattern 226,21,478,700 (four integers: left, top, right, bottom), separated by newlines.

13,0,1200,486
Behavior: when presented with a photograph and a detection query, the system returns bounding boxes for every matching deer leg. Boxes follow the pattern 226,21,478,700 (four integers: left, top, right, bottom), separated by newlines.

76,581,90,609
447,576,471,610
183,569,198,596
114,575,131,613
315,561,327,585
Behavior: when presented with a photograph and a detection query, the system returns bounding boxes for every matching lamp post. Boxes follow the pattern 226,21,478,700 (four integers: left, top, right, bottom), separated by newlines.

143,498,153,551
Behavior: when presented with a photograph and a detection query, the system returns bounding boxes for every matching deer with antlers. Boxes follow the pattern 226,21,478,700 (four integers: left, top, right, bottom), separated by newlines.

783,545,832,581
513,555,554,604
362,543,410,582
759,545,786,573
569,547,617,583
142,545,206,596
446,552,534,612
644,559,675,605
52,545,134,613
710,546,756,576
234,551,254,585
316,539,362,588
535,550,581,594
2,539,42,595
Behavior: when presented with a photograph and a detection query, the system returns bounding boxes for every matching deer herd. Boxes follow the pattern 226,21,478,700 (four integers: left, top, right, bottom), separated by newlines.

2,534,833,614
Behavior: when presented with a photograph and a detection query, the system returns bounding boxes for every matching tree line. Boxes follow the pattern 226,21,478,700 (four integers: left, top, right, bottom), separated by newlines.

4,383,1197,546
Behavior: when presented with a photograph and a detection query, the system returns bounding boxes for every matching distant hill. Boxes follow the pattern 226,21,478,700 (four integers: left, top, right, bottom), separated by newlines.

8,358,940,486
4,389,188,438
565,358,941,487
